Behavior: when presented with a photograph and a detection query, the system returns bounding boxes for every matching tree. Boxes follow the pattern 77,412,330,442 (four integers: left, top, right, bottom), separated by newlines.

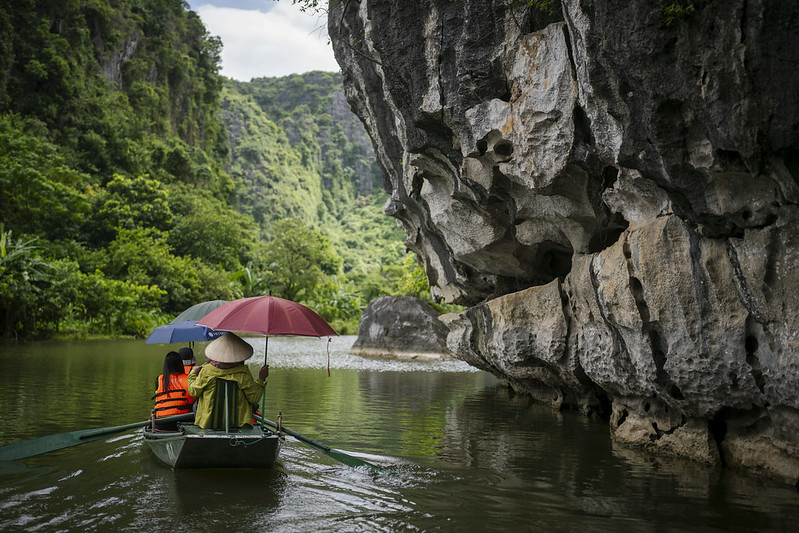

167,193,257,270
0,114,90,240
228,263,271,299
263,218,341,301
398,254,431,299
99,227,231,315
84,173,172,244
305,277,365,334
75,268,166,337
0,227,53,338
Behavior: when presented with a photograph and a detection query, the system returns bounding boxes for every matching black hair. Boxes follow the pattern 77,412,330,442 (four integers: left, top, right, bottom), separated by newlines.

162,351,185,387
177,347,195,364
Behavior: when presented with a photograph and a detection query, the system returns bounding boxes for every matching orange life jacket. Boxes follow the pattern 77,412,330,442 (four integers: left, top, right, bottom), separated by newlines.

152,373,194,418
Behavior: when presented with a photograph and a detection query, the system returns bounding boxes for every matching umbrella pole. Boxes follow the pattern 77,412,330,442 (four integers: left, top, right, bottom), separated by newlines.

260,335,269,431
265,289,272,392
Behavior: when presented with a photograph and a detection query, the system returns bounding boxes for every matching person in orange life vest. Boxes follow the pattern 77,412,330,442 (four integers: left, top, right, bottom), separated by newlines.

178,346,196,374
152,351,195,430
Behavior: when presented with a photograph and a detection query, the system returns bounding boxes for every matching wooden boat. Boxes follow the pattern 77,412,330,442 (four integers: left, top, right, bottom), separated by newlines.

144,357,284,469
144,373,282,469
143,423,282,469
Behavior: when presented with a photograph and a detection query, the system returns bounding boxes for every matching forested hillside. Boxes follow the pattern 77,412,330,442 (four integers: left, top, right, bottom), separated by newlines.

0,0,417,340
226,73,381,225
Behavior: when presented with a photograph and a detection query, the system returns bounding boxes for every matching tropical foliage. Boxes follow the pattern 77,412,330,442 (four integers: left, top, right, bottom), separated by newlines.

0,0,428,340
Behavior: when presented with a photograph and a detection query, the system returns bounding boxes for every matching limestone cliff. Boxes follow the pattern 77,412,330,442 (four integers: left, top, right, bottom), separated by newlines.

329,0,799,484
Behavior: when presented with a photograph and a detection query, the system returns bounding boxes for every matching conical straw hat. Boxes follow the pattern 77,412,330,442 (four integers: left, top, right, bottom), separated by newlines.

204,332,253,363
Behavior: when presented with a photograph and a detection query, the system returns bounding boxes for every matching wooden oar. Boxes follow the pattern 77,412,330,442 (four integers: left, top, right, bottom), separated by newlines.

253,414,388,475
0,413,194,461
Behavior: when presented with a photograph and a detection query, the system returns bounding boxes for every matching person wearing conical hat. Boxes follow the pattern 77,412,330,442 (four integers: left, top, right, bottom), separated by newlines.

187,332,269,429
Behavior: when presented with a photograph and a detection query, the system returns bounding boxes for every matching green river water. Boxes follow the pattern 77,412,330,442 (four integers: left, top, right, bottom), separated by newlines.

0,336,797,531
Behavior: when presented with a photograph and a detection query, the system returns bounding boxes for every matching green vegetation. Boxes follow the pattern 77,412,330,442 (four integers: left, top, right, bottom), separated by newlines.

0,0,427,340
662,1,695,25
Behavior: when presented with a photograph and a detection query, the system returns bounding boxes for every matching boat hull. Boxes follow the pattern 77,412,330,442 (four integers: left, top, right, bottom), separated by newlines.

144,424,282,469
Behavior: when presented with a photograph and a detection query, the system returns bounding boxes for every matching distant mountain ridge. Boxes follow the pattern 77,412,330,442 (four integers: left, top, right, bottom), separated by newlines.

222,72,383,232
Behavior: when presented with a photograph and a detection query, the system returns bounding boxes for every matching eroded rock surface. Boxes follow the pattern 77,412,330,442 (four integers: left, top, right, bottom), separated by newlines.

330,0,799,484
350,295,452,359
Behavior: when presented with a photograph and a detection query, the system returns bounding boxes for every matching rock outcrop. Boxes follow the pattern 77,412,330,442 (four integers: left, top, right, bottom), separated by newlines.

350,295,452,359
329,0,799,485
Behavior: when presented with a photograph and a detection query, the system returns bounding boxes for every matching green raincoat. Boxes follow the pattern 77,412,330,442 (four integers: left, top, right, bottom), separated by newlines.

187,364,265,429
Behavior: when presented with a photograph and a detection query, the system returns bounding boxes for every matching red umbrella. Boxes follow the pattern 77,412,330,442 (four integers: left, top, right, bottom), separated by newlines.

197,296,338,407
197,295,337,338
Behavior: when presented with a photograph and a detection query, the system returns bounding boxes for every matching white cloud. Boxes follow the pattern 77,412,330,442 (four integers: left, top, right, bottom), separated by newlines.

191,2,339,80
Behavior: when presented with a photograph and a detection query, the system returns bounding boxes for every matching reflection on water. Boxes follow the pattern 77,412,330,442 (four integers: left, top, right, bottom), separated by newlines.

0,337,797,532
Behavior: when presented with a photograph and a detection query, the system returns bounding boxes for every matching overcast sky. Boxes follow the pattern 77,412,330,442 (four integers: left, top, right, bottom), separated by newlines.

186,1,339,80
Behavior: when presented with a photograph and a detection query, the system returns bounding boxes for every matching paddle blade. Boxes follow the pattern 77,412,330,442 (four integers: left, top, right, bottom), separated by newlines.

324,448,386,473
0,413,194,461
0,422,146,461
254,415,388,475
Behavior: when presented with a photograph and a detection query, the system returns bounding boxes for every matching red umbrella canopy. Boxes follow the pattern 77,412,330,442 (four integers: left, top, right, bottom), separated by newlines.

197,295,337,337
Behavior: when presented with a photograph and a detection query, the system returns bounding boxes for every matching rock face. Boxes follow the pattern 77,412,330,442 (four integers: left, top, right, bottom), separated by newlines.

329,0,799,484
350,296,452,359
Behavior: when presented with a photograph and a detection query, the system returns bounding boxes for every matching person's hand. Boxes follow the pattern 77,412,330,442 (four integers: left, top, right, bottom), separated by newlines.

258,364,269,381
192,365,201,376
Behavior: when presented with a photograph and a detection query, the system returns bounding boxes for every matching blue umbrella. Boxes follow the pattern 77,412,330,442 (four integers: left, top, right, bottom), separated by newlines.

145,320,226,344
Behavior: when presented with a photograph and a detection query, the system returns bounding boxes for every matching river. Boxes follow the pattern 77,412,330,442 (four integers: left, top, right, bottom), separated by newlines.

0,336,797,531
